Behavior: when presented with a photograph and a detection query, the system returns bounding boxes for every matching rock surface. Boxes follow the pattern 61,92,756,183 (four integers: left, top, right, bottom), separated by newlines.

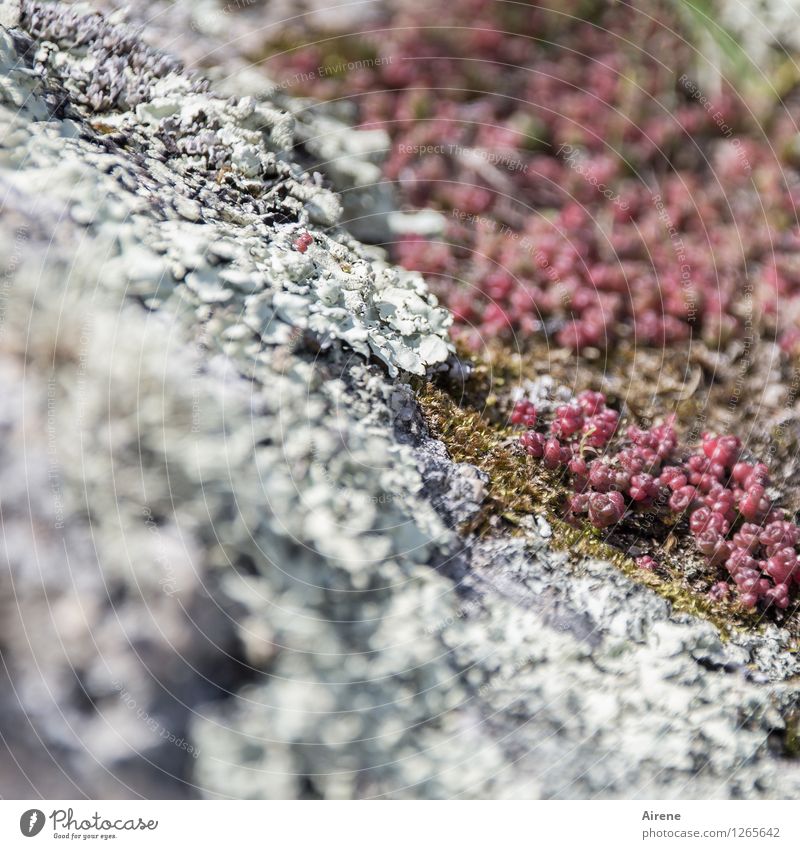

0,0,798,799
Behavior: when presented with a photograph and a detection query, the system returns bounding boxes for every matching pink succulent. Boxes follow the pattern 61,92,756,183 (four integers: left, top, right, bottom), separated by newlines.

511,400,538,428
588,491,625,528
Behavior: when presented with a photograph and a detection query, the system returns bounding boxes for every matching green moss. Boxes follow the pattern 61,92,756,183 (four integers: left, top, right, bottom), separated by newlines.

418,379,563,535
249,33,379,80
785,712,800,758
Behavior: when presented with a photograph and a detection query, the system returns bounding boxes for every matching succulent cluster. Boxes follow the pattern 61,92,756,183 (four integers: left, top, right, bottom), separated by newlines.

514,396,798,610
261,0,800,357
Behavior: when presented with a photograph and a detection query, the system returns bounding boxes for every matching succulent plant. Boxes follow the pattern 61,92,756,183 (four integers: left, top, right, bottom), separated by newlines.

515,390,799,610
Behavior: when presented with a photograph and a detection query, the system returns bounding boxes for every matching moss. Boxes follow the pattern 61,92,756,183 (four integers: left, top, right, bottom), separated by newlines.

784,712,800,758
250,32,379,81
418,376,564,527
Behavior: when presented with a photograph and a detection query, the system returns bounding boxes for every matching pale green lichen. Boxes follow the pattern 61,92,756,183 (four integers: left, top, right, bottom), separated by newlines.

1,9,453,378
